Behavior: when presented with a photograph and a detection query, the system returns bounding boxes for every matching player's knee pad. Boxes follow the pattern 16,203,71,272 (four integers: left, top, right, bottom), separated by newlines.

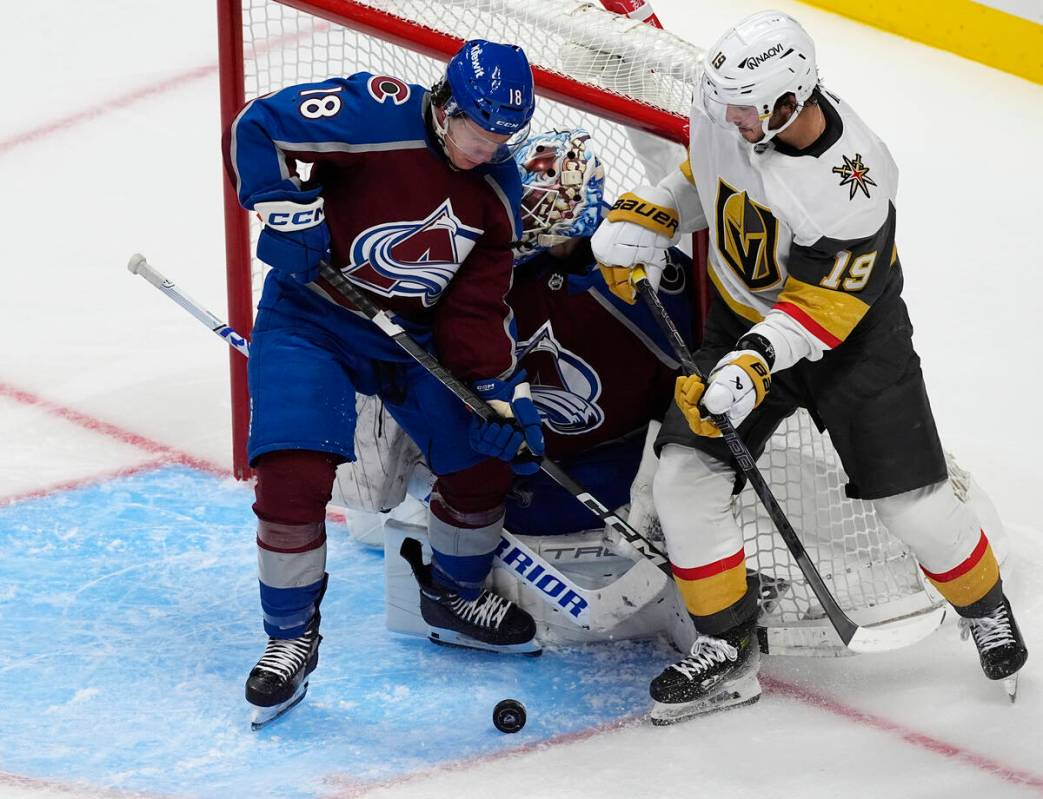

652,444,740,557
431,458,513,526
872,478,982,572
253,450,339,525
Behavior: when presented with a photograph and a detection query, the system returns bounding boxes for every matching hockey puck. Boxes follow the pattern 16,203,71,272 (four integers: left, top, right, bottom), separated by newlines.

492,699,526,733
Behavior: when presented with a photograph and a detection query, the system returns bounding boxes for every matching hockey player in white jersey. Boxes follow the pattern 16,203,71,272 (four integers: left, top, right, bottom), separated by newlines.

592,10,1028,724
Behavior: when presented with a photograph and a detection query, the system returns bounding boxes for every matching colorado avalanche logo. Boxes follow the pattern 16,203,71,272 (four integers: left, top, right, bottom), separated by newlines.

517,321,604,435
344,200,483,307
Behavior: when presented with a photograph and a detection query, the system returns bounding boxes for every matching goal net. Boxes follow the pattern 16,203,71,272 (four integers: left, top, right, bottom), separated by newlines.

217,0,945,655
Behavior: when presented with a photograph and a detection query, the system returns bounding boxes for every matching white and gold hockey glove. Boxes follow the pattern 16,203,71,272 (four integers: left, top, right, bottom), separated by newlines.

675,336,775,436
591,185,678,304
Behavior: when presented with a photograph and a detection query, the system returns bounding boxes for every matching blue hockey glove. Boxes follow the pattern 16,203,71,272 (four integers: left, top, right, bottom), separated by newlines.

470,372,545,475
253,186,330,284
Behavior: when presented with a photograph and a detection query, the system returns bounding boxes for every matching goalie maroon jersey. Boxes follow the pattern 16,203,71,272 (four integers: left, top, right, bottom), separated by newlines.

224,72,523,382
509,242,696,459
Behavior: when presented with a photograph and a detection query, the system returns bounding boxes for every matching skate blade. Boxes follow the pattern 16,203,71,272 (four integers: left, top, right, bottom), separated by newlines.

650,676,762,726
428,630,542,656
1004,672,1019,704
250,680,310,731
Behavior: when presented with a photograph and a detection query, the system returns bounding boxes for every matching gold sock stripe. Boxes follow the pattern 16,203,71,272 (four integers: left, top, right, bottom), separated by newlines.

672,549,747,618
921,531,1001,609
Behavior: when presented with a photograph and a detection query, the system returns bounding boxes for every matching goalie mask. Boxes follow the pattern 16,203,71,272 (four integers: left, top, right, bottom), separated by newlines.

511,129,606,264
700,10,818,144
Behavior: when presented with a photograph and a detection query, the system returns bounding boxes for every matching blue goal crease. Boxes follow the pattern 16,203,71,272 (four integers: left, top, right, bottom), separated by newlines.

0,464,666,799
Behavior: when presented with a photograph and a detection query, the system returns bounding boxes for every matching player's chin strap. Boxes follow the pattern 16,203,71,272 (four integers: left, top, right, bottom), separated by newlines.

630,266,947,655
314,261,672,574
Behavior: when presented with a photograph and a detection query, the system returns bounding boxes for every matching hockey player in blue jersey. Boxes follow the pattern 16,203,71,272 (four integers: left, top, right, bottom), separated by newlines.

338,127,695,545
222,40,543,728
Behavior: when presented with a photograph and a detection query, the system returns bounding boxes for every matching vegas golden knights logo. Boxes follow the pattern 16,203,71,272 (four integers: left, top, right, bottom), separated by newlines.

714,179,782,290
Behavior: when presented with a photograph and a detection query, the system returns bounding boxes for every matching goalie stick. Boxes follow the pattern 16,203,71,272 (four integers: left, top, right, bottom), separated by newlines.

631,267,946,654
126,254,675,632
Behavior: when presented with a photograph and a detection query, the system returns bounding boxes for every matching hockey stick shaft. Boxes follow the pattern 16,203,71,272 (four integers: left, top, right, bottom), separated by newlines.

317,262,672,574
632,269,861,647
123,254,667,573
128,254,250,358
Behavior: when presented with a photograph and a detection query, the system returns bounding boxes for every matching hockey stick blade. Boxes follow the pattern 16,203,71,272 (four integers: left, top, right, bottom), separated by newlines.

845,605,947,654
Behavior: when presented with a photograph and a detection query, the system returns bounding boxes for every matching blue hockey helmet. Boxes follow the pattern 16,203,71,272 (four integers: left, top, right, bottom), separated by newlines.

432,40,535,165
441,39,535,135
512,129,606,264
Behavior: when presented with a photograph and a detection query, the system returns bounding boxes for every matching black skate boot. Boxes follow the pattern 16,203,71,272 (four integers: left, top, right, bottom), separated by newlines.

401,537,540,655
246,576,327,730
649,617,761,725
958,594,1028,702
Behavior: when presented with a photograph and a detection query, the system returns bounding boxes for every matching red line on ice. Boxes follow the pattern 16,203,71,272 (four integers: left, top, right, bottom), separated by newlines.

0,382,226,480
0,767,170,798
0,22,328,158
762,675,1043,793
0,65,217,156
323,713,648,797
328,678,1043,797
0,460,170,506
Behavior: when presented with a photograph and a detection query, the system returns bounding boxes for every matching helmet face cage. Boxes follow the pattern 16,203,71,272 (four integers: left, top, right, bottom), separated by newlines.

511,130,606,264
700,10,818,143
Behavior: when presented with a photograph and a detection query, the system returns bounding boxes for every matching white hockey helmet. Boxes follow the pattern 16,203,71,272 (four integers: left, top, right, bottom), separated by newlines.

700,10,818,143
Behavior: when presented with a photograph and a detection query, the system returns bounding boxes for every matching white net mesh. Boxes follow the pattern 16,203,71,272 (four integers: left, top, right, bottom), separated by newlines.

233,0,941,653
238,0,703,302
735,416,941,654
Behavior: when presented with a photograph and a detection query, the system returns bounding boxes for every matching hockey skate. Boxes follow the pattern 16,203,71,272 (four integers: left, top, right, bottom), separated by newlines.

649,617,761,725
959,594,1028,702
246,618,322,730
401,537,541,655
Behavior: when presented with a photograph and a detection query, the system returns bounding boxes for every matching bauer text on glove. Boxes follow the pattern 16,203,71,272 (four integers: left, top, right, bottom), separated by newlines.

704,345,772,425
590,185,678,304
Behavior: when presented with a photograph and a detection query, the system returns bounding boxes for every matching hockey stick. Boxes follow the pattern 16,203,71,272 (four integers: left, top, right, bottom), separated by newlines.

126,253,671,575
631,267,946,654
127,254,672,630
128,254,250,357
315,262,673,575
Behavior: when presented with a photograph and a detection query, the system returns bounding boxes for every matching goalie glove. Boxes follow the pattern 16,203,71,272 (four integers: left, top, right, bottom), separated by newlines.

591,185,678,304
254,186,330,284
675,336,774,436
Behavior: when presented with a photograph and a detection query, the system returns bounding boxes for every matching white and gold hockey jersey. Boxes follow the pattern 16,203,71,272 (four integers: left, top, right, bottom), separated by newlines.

661,89,903,369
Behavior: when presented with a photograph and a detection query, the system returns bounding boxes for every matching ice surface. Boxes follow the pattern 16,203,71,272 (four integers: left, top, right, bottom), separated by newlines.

0,0,1040,796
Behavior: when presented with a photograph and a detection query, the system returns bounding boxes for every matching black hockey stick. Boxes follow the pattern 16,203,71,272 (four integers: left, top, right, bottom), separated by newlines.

631,267,945,653
127,253,672,631
317,261,672,575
